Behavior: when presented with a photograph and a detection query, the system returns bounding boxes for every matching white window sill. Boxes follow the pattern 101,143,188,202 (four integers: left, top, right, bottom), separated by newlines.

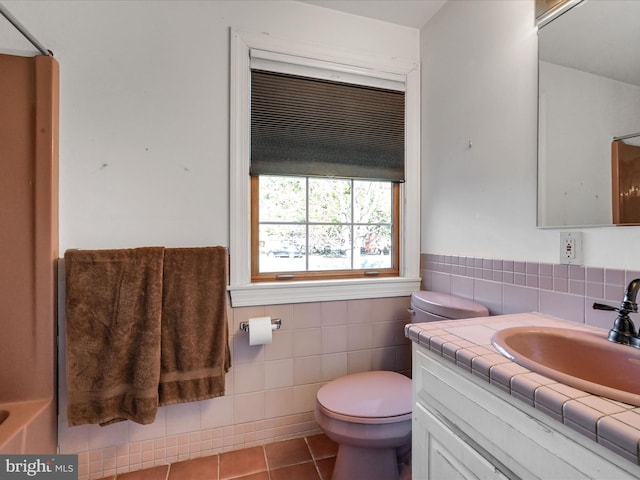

228,276,421,307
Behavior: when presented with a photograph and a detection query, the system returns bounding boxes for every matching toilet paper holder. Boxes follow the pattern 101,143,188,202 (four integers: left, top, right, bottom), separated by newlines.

239,318,282,332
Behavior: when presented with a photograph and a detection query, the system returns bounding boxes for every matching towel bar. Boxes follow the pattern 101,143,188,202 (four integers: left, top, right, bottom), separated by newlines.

239,318,282,332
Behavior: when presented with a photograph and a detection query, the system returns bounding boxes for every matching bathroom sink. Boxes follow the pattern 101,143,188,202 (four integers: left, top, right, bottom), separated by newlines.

491,326,640,406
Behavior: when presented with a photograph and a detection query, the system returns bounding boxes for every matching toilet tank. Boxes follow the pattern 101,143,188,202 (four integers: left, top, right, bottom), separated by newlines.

409,291,489,323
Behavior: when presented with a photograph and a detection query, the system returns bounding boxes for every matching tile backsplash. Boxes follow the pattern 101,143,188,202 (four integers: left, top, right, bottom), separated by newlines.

421,253,640,331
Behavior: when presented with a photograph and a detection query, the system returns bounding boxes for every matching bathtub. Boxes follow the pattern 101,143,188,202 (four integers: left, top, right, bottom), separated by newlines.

0,398,52,454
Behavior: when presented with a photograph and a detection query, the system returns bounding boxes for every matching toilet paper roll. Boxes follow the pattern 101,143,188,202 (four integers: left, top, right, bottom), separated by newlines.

248,316,273,346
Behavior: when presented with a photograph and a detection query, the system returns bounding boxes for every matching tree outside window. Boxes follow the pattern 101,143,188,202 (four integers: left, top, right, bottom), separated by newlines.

253,175,398,280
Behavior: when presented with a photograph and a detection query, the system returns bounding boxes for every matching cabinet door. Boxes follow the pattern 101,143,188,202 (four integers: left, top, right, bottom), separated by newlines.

413,402,510,480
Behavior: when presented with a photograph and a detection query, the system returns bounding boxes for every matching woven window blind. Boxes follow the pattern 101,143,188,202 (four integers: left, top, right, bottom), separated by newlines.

250,70,405,182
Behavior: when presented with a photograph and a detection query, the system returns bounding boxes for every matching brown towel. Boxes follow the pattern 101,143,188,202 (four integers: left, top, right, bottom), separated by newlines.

64,247,164,426
159,247,231,406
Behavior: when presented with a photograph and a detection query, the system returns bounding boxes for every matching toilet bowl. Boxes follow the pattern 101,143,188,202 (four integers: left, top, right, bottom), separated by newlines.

315,371,412,480
315,291,489,480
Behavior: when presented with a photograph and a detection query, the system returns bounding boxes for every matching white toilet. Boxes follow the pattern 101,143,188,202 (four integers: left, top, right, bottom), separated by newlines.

315,291,489,480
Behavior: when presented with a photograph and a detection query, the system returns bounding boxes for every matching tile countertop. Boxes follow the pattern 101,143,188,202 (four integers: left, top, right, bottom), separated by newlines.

405,312,640,465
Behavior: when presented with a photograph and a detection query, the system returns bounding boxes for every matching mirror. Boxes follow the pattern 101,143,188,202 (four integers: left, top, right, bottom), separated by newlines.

537,0,640,227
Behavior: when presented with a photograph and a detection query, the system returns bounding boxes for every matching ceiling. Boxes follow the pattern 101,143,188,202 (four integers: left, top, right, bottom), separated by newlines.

296,1,639,88
298,0,446,29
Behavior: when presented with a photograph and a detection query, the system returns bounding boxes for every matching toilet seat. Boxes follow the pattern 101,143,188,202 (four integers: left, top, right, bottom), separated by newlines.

316,371,411,425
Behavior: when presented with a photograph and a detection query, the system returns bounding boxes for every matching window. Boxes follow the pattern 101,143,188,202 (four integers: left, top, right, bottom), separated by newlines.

249,64,404,282
229,28,421,307
252,176,399,281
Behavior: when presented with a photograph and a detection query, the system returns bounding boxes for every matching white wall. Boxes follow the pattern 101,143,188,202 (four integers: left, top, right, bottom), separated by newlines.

420,0,640,270
1,0,418,252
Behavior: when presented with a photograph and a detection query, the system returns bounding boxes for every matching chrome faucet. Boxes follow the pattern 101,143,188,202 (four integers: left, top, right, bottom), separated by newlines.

593,278,640,347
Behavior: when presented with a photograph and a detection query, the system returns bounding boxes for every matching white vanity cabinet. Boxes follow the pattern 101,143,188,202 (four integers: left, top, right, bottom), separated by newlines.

412,343,640,480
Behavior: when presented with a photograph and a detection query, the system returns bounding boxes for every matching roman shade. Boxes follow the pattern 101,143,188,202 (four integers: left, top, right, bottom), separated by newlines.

250,70,405,182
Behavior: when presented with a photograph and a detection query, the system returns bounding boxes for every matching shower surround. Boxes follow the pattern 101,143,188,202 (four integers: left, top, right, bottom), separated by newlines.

0,53,59,454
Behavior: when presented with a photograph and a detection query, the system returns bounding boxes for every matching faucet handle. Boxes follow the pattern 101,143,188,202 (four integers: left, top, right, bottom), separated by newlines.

593,302,618,312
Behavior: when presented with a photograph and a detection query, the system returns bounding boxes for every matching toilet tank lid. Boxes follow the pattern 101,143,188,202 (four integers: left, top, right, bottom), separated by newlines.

317,371,411,419
411,291,488,319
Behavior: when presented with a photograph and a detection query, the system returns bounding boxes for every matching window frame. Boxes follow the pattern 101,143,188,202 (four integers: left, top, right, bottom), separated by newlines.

229,28,421,307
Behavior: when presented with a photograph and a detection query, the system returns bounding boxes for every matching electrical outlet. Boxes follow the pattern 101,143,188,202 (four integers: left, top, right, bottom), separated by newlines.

562,237,576,258
559,232,582,265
